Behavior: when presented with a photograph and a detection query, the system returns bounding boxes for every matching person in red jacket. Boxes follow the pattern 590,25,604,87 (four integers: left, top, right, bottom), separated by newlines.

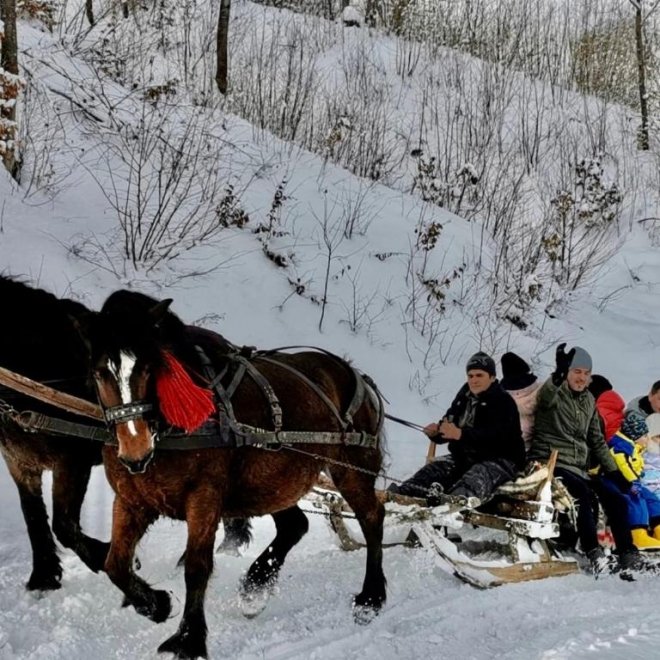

588,374,625,442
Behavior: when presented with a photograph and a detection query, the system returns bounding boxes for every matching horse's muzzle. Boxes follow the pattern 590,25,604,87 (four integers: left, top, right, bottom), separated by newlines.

119,450,154,475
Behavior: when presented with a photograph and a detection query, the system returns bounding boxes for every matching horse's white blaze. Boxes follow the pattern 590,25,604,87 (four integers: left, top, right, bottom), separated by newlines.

108,351,145,441
108,351,137,405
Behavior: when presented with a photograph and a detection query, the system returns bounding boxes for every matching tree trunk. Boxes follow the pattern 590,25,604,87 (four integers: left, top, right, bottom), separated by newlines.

0,0,20,178
216,0,231,94
0,0,18,74
633,2,649,150
85,0,95,26
365,0,377,27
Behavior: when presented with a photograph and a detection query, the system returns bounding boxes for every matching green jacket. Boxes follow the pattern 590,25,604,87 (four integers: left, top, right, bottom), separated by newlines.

528,377,617,478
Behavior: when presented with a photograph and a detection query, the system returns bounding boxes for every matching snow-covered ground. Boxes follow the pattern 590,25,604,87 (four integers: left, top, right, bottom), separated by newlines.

3,1,660,658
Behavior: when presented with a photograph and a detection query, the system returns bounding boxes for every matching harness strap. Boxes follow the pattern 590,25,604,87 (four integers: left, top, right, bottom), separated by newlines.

344,366,366,428
10,409,380,450
254,345,382,431
194,346,237,420
234,356,283,432
225,360,247,400
236,425,378,448
256,356,347,431
14,411,112,442
255,344,342,358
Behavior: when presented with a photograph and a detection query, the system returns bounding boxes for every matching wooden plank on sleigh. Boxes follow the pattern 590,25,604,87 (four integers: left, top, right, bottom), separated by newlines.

462,510,559,540
411,522,579,588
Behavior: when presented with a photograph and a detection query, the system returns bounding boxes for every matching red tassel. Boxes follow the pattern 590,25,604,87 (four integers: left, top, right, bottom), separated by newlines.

155,352,215,433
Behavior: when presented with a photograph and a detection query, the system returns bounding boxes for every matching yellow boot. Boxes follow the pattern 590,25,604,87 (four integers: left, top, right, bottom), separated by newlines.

652,525,660,541
632,528,660,550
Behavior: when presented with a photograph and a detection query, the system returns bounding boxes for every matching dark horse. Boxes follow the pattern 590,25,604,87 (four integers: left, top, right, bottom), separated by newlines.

0,275,109,589
81,290,386,659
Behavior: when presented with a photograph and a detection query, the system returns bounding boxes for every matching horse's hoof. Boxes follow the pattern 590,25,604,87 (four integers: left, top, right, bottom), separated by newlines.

85,540,110,573
352,603,380,625
216,542,241,557
158,629,207,659
352,593,384,625
134,589,172,623
238,581,275,619
238,589,270,619
26,569,62,592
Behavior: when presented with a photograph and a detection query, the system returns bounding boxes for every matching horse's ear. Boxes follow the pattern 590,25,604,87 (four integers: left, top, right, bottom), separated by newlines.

148,298,173,326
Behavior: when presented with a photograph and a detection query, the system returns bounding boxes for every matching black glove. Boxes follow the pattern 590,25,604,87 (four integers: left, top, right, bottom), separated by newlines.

552,343,575,386
605,470,631,493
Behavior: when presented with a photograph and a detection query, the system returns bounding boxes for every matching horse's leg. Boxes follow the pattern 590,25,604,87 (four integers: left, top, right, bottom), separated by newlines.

51,458,109,573
177,516,253,566
239,506,308,618
330,465,386,622
105,496,170,623
158,490,221,660
217,517,252,555
4,459,61,590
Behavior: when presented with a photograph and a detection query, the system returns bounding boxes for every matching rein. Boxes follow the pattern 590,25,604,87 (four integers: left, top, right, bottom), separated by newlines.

383,413,427,433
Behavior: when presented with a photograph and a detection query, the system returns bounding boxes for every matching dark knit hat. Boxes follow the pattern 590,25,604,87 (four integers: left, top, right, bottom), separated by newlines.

569,346,592,371
500,352,537,391
620,412,648,441
466,351,496,377
588,374,612,401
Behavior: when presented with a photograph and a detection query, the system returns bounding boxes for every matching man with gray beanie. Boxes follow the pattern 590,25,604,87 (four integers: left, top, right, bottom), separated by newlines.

390,351,525,506
529,343,657,578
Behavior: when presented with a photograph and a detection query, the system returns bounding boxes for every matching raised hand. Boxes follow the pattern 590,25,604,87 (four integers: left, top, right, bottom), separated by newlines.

552,342,576,385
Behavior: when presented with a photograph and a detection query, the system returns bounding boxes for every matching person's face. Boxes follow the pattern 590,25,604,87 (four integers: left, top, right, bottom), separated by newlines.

467,369,495,394
647,435,660,454
567,367,591,392
649,389,660,413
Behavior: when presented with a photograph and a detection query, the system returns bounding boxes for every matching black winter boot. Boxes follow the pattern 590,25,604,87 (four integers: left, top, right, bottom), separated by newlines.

587,547,616,578
617,550,660,581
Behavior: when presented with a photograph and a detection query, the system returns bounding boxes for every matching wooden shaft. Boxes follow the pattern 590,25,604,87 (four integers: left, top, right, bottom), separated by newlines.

0,366,103,421
426,440,437,463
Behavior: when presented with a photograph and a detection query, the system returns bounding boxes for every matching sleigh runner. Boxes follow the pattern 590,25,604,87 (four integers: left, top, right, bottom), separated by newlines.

305,449,580,588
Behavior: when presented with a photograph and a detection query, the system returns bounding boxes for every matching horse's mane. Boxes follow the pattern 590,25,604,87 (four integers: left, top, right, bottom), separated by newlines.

0,274,89,319
0,274,92,399
98,290,198,370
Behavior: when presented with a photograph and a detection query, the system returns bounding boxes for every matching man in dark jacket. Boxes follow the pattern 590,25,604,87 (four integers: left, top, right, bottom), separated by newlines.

392,351,525,505
529,344,656,577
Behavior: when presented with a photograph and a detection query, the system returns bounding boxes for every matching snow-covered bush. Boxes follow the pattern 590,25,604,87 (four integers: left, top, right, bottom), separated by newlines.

17,0,58,29
88,103,249,270
542,157,622,291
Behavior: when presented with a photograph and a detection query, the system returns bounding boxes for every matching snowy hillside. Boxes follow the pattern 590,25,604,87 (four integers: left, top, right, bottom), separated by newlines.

2,1,660,658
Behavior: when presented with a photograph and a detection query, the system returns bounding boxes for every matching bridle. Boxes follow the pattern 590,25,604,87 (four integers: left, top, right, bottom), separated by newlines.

102,401,154,426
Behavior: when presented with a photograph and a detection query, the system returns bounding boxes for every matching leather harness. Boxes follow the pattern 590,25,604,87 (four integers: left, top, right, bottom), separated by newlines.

1,343,383,452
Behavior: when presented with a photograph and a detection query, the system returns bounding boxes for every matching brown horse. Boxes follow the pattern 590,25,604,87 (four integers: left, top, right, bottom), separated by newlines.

0,275,109,590
80,290,386,659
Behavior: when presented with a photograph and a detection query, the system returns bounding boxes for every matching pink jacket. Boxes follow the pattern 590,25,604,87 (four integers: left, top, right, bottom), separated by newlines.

505,380,542,452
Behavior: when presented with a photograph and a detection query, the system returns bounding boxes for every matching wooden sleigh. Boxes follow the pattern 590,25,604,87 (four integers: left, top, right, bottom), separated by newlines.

305,448,580,588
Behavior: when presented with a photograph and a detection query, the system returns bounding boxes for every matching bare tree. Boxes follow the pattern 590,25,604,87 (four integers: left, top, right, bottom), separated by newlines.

86,0,95,26
0,0,20,178
216,0,231,94
630,0,650,149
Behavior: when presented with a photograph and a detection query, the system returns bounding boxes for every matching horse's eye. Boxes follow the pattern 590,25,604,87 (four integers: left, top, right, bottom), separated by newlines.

94,367,110,380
